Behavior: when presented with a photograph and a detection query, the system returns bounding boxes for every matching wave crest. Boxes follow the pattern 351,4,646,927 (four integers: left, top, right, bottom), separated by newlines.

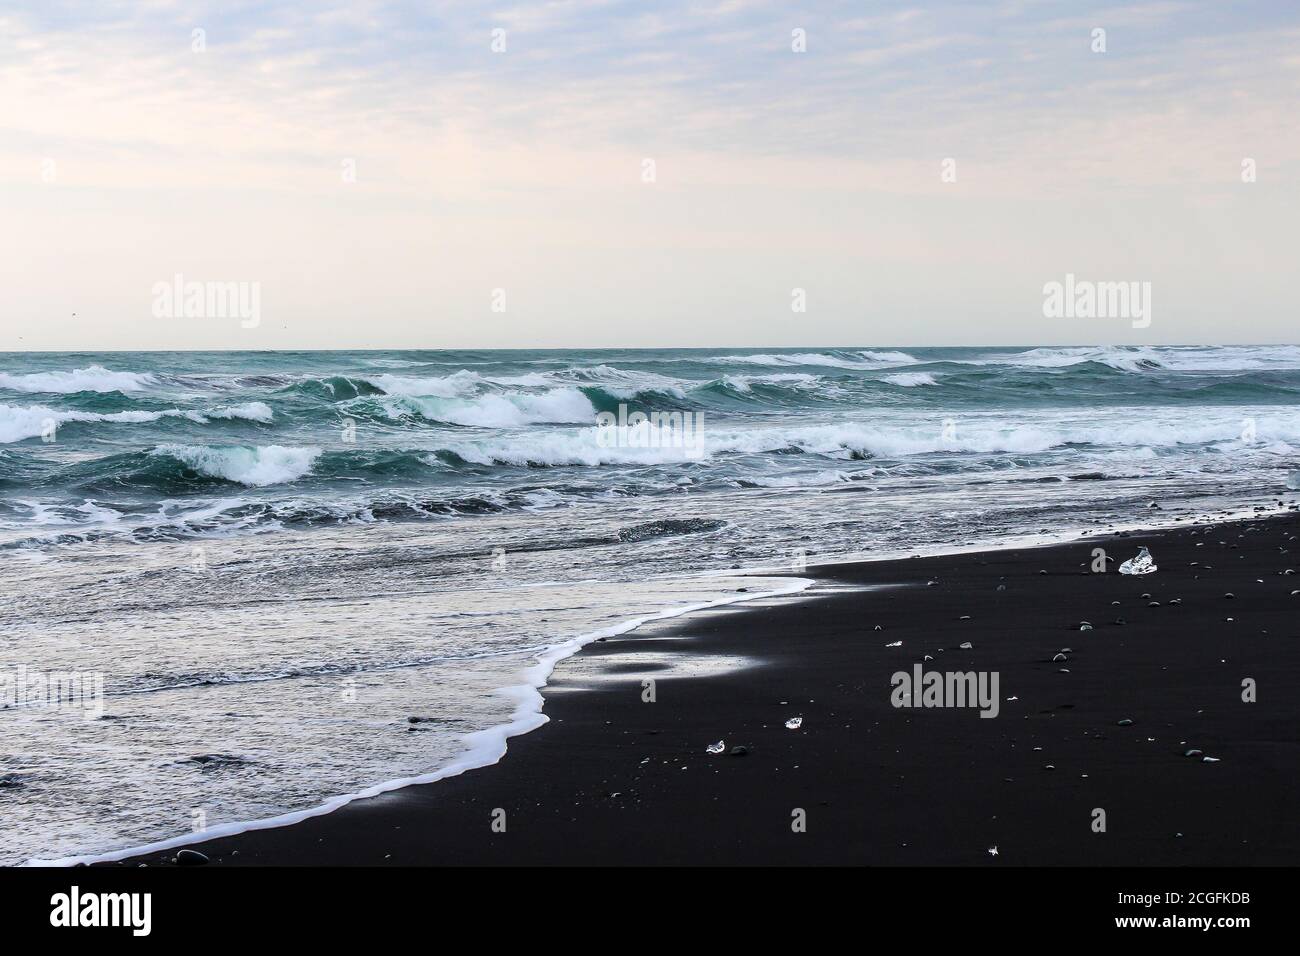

151,444,319,487
882,372,937,387
349,389,597,428
0,402,272,443
0,365,156,394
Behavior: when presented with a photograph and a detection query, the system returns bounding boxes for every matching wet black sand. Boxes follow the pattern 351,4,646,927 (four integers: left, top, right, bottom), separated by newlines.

114,510,1300,866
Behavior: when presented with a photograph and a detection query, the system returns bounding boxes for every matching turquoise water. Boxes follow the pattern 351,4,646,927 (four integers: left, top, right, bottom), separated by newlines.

2,345,1299,863
3,345,1299,547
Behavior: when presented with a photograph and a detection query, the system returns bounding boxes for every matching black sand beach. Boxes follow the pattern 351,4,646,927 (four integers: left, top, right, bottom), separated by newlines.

114,509,1300,866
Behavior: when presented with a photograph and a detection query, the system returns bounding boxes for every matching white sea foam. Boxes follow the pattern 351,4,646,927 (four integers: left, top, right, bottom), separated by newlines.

1144,345,1300,371
482,372,553,387
959,346,1162,372
367,365,693,401
0,402,273,443
945,344,1300,373
719,372,822,393
735,469,858,488
152,444,320,486
204,402,274,423
363,358,430,369
882,372,937,387
434,411,1300,467
710,351,916,370
0,365,156,393
443,424,696,466
2,404,94,443
856,350,919,364
555,365,690,398
369,389,597,427
363,370,485,398
749,416,1300,459
28,577,813,867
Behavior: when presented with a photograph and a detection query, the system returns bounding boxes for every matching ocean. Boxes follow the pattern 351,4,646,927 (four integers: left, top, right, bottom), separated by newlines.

3,344,1299,864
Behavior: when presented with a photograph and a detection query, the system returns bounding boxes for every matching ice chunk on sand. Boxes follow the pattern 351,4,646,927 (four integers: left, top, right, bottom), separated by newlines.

1118,546,1157,575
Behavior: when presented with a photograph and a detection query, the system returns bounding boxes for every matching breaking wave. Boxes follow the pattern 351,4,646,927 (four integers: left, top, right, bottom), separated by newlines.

0,402,272,443
0,365,157,394
707,350,917,369
348,388,597,427
150,444,320,487
883,372,937,387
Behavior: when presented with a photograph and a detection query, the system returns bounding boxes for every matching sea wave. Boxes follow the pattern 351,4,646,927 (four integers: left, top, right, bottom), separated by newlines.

0,365,157,394
435,414,1300,466
950,344,1300,373
882,372,937,387
0,401,272,443
0,366,156,395
361,370,484,398
348,388,597,427
1143,345,1300,371
958,346,1164,372
708,350,917,369
716,373,823,394
27,578,813,868
151,444,320,487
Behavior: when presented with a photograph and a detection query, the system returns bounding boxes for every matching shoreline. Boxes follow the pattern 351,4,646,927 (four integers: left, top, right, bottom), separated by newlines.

86,505,1300,866
35,578,814,867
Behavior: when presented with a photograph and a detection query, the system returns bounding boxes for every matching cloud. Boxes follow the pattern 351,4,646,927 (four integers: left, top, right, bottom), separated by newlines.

1,0,1298,349
3,0,1298,195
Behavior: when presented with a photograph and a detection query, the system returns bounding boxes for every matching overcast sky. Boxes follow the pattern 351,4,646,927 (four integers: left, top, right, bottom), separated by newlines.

1,0,1297,351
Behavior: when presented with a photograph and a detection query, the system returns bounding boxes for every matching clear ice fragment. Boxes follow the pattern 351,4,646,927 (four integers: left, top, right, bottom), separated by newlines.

1118,546,1157,575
